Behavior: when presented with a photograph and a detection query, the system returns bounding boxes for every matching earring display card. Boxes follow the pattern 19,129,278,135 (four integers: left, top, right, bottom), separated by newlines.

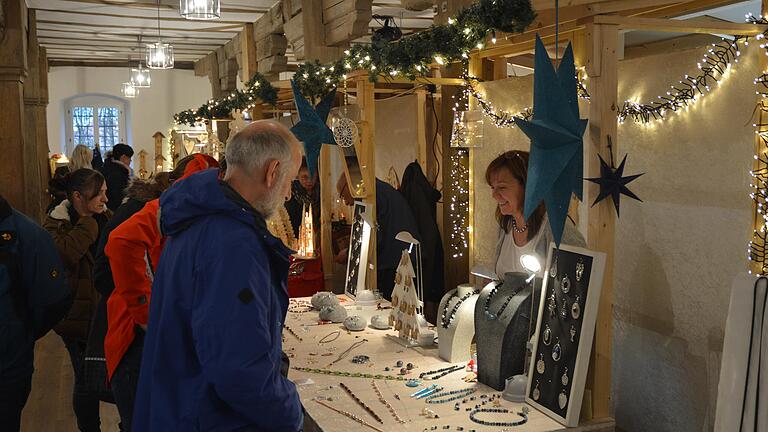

526,243,606,427
344,202,371,298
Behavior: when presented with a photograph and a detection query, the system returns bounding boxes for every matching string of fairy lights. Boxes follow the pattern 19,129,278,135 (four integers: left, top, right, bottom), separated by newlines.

747,14,768,275
448,148,470,258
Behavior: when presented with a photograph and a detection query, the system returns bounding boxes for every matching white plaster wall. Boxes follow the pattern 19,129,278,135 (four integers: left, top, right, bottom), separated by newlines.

47,67,211,171
471,43,757,431
375,94,419,184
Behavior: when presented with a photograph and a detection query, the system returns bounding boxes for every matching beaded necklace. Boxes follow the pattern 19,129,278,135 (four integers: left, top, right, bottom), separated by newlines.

283,324,303,342
419,364,464,380
469,406,529,427
453,392,501,412
425,387,476,404
371,380,405,424
292,367,406,381
314,399,384,432
440,291,476,328
483,284,517,321
340,382,383,424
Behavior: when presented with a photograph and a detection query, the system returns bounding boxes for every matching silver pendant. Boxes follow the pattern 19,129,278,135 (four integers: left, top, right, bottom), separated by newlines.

575,258,584,282
532,381,541,400
571,295,581,320
552,338,562,362
550,255,557,278
561,300,568,320
561,275,571,293
558,389,568,409
548,292,556,317
561,367,569,386
543,325,552,346
536,353,545,374
570,325,577,342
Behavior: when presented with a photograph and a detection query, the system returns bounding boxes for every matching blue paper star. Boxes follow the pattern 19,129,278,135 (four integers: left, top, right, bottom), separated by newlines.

514,35,588,245
585,153,643,218
290,80,337,177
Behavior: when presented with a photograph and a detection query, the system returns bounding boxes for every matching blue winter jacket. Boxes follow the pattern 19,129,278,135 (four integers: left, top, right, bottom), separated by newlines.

0,196,71,383
132,169,303,431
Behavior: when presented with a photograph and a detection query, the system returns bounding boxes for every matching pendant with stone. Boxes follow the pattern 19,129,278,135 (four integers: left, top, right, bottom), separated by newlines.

561,367,569,386
571,295,581,320
536,353,546,374
558,389,568,409
543,324,552,346
552,338,562,362
561,274,571,294
532,381,541,401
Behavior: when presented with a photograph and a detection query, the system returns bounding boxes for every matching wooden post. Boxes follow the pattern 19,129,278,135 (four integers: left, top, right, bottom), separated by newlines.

23,9,50,222
153,131,165,173
0,0,30,214
301,0,342,63
583,21,619,421
355,75,377,292
320,144,334,286
415,88,429,170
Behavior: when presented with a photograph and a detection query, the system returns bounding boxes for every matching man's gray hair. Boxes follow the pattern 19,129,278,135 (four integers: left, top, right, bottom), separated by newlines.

225,121,295,175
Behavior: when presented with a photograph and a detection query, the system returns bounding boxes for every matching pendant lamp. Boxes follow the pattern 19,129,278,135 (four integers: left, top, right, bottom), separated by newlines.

147,0,174,69
130,64,151,87
180,0,220,20
121,82,138,98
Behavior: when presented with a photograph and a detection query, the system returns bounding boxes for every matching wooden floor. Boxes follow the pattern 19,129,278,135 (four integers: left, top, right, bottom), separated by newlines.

21,333,121,432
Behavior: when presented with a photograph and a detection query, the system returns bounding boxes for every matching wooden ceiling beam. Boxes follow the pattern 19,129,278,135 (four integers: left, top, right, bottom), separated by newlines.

37,36,222,47
36,28,233,41
33,8,251,24
37,20,243,33
42,0,267,14
586,14,768,35
49,59,196,69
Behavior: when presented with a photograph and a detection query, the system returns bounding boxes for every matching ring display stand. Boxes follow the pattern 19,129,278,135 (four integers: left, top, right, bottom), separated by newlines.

437,284,479,362
474,273,542,391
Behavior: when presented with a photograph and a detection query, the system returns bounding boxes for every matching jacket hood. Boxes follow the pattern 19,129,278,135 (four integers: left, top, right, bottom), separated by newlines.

49,200,71,222
160,169,253,236
125,178,164,203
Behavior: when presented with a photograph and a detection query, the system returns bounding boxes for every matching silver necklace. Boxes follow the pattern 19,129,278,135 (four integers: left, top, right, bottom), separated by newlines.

510,216,528,234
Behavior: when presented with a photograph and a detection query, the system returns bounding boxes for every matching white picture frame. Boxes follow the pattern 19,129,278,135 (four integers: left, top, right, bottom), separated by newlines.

344,201,372,298
525,242,606,427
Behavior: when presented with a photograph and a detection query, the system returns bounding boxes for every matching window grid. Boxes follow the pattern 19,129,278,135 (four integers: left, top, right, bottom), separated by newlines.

72,107,94,148
98,107,120,152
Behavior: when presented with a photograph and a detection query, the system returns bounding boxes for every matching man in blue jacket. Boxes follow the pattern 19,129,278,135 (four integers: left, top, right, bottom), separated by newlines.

0,194,72,431
132,120,304,431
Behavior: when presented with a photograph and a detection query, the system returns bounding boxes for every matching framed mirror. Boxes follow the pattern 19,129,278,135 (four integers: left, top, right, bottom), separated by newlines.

344,202,372,298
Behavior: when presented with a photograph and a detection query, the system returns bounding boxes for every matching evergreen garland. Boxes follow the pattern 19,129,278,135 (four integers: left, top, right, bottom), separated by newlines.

174,0,535,124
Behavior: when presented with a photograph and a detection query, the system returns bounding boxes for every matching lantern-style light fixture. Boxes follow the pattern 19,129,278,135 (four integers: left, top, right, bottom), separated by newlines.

121,82,138,98
147,0,174,69
180,0,220,20
130,64,151,88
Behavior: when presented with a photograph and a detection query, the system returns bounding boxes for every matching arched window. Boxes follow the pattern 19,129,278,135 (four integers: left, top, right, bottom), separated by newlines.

64,94,131,155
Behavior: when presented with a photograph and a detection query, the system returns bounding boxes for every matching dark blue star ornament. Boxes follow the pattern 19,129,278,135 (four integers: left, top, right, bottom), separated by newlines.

514,35,588,246
289,80,337,177
586,152,644,218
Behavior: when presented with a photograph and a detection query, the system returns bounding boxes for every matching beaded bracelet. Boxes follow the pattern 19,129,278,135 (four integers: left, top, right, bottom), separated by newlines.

287,301,312,313
419,364,464,380
292,367,406,381
318,330,341,344
425,387,476,404
371,380,406,424
314,398,384,432
339,382,384,424
454,393,501,412
469,406,529,427
283,324,303,342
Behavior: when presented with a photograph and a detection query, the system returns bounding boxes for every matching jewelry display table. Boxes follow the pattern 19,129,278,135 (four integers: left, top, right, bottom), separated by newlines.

285,295,615,432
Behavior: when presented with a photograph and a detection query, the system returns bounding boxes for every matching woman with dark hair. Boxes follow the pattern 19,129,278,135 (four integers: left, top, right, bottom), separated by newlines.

44,168,111,432
486,150,584,277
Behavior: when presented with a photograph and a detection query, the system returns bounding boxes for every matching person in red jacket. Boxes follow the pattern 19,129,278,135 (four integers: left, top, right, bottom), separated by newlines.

104,154,219,431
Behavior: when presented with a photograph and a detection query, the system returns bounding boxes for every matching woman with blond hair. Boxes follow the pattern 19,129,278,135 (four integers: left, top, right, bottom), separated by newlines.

48,145,94,212
68,145,93,171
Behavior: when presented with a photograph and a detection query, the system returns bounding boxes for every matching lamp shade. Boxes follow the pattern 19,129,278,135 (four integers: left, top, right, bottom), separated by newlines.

130,65,151,88
146,42,174,69
180,0,220,20
121,82,138,98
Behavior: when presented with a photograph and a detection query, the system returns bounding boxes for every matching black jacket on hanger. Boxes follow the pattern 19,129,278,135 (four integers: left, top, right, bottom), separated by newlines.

399,161,445,303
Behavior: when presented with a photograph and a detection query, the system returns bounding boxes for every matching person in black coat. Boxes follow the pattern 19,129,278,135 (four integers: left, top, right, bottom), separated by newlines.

399,161,445,324
101,144,134,211
337,174,420,300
